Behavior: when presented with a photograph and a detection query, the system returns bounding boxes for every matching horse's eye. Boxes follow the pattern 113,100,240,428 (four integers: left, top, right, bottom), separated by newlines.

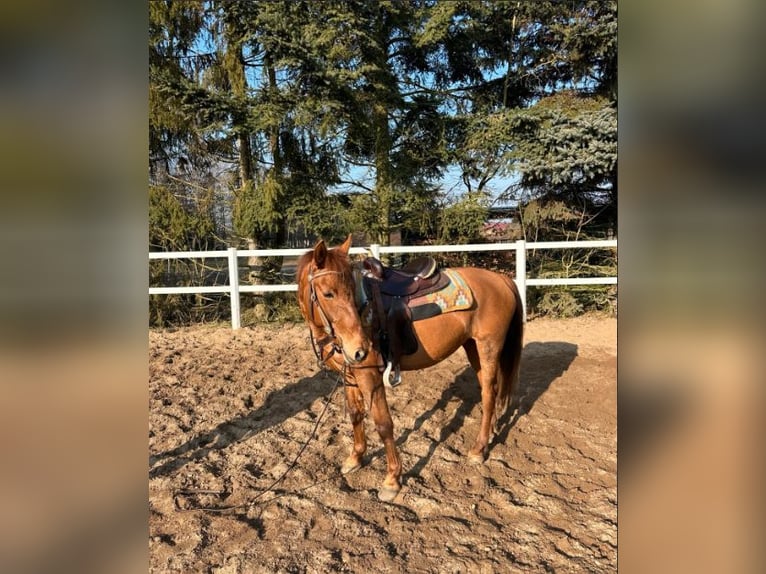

323,291,334,299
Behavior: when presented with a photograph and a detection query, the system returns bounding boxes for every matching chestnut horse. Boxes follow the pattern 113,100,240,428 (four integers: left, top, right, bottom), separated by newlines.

297,235,523,501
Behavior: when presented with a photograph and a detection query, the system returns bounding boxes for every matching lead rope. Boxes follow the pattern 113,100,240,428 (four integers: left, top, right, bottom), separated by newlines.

173,363,346,513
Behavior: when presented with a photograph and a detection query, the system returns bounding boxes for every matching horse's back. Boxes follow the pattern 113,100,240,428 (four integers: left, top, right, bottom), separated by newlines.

454,266,517,304
402,267,519,371
450,266,519,338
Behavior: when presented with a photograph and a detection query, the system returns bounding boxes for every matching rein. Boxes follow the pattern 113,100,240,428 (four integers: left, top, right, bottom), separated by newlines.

171,262,386,513
173,364,346,514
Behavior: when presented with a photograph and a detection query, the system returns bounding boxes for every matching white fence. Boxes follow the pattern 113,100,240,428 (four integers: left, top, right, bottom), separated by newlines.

149,239,617,328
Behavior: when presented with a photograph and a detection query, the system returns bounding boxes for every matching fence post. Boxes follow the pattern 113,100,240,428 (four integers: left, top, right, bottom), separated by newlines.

370,243,381,259
515,239,527,322
228,247,241,329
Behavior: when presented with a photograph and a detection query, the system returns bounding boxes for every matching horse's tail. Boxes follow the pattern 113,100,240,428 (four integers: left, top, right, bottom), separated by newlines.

496,277,524,422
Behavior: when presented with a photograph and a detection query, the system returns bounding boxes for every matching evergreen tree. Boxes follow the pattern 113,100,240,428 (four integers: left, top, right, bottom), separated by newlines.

422,1,618,232
149,0,618,249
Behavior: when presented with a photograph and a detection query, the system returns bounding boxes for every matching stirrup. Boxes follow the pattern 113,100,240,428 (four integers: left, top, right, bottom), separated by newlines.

382,361,402,388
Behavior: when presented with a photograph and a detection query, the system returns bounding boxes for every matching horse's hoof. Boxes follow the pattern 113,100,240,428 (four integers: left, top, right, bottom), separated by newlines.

467,452,485,464
378,486,400,502
341,459,362,475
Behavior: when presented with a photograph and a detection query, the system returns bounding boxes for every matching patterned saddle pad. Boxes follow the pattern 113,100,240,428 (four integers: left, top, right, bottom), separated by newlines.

409,269,474,321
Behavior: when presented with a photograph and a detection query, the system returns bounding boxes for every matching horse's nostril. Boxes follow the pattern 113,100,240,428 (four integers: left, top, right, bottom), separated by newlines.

354,348,367,362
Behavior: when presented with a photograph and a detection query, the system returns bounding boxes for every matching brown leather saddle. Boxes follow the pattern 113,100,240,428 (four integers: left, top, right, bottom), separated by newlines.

361,256,449,386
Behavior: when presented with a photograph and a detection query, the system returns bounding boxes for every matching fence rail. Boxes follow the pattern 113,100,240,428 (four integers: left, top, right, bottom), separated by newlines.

149,239,617,328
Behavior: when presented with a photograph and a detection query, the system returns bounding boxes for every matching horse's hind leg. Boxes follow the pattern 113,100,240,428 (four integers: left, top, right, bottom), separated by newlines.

463,339,500,463
341,384,367,474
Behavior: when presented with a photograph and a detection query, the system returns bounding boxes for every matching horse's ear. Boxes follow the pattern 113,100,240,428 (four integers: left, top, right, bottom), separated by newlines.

337,234,352,256
313,239,328,268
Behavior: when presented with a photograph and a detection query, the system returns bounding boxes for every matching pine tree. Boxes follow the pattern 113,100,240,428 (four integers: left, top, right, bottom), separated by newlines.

149,0,617,249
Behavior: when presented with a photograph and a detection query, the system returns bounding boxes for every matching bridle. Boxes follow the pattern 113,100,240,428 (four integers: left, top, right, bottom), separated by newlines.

304,263,385,390
306,267,345,365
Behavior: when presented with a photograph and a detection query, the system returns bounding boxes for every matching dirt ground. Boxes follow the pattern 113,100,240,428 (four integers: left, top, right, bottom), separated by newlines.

149,316,616,573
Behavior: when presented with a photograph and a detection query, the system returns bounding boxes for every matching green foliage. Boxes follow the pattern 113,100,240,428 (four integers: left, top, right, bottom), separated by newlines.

347,192,383,242
241,293,303,326
511,94,617,195
518,198,579,242
525,238,617,318
149,183,228,326
149,290,232,328
232,175,284,241
529,285,617,319
285,193,353,245
536,290,584,318
438,192,490,244
149,185,187,250
149,184,219,251
515,192,617,317
395,182,440,239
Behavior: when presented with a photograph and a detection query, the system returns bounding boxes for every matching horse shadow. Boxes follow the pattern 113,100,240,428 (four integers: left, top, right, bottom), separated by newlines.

396,367,481,482
398,341,578,481
151,342,579,482
149,371,337,479
494,341,579,445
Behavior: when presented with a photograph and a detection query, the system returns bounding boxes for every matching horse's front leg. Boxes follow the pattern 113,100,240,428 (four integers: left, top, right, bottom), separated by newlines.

341,383,367,475
362,376,402,502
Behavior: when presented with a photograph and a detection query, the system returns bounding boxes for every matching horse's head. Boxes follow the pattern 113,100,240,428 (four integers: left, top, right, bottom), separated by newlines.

297,235,370,365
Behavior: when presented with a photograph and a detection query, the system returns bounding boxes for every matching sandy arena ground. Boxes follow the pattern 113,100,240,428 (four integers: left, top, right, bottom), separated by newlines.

149,316,616,573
